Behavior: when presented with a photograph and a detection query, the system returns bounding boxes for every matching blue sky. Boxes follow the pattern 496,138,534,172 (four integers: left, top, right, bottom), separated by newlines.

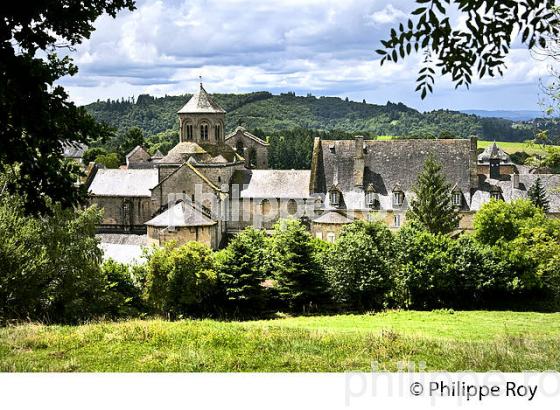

60,0,552,112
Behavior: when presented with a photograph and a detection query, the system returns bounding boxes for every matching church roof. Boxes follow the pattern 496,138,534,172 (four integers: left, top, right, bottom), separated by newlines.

177,84,226,114
159,141,239,164
145,202,217,227
88,168,159,197
225,126,269,146
478,142,511,163
231,169,311,199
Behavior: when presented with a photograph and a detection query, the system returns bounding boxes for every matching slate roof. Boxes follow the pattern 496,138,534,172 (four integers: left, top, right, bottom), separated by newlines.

151,150,164,160
126,145,151,163
471,174,560,212
478,142,511,163
88,168,159,197
62,141,87,159
313,211,354,224
159,141,239,164
177,84,226,114
231,170,311,199
313,138,474,210
145,202,217,227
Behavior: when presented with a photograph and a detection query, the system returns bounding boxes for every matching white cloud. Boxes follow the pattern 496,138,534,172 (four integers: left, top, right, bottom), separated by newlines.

57,0,546,110
368,4,407,25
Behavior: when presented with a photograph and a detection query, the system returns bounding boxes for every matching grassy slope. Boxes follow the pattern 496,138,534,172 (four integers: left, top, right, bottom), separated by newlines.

477,140,548,155
1,311,559,372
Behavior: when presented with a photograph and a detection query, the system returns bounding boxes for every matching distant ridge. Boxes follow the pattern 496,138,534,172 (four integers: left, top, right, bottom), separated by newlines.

460,109,542,121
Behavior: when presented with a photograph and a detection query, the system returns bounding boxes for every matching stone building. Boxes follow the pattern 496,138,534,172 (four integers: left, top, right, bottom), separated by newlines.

87,83,560,249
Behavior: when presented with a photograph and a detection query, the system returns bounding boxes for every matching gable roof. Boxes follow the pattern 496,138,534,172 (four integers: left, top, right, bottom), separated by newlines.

126,145,151,163
231,169,311,199
177,84,226,114
62,141,87,159
313,211,354,224
145,202,216,227
225,126,269,146
478,142,511,163
88,168,159,197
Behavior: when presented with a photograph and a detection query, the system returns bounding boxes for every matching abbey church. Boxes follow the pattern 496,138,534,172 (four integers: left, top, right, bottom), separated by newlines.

87,84,560,249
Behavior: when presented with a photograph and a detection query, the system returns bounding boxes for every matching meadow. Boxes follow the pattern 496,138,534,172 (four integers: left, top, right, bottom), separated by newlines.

1,311,559,372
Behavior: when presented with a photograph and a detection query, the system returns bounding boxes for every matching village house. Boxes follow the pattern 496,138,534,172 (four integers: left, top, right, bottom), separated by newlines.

87,83,560,250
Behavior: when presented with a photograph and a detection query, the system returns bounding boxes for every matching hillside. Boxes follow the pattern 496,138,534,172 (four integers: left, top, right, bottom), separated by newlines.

85,91,538,141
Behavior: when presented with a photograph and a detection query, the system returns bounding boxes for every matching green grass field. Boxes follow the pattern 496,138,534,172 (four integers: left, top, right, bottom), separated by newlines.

1,311,559,372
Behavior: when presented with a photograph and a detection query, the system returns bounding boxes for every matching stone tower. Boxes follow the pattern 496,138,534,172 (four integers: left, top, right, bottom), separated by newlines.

177,83,226,144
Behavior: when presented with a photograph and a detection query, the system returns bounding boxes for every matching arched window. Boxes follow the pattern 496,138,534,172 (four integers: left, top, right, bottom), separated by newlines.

200,123,209,141
260,198,271,215
248,148,257,168
214,124,221,141
236,140,244,154
185,123,193,140
287,199,298,215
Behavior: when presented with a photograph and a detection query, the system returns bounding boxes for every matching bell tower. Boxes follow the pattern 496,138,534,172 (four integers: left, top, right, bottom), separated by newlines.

177,82,226,145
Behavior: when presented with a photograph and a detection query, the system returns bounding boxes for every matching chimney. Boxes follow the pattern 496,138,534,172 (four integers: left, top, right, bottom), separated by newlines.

353,136,365,187
512,173,520,189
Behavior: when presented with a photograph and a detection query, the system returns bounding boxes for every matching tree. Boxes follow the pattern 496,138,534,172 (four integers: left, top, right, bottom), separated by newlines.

95,152,121,169
377,1,558,98
324,221,394,310
0,0,135,214
267,219,327,311
407,154,460,234
528,177,551,212
143,242,218,317
474,199,547,246
119,127,145,158
83,147,108,164
216,227,267,314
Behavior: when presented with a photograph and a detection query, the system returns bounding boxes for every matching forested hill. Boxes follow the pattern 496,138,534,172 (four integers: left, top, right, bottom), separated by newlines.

85,91,537,141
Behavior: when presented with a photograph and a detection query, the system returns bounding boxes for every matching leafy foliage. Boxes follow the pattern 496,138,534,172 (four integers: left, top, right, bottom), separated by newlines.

407,154,460,234
324,221,394,310
378,0,559,97
143,242,218,317
0,0,134,214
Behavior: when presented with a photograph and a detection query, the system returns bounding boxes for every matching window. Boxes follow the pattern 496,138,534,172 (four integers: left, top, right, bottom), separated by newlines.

490,191,501,200
214,124,221,141
392,191,404,207
236,140,244,154
200,123,209,140
287,199,298,215
326,232,336,243
315,232,323,240
185,124,193,140
452,192,462,206
329,190,339,206
366,191,378,208
393,214,401,228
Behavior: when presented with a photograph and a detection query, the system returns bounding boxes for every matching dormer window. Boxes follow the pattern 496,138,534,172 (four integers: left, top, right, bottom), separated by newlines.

365,184,378,209
200,123,209,141
490,187,502,201
392,190,404,207
329,187,340,206
452,191,462,207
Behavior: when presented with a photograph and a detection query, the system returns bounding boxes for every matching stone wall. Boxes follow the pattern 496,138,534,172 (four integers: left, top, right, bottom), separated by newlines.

225,129,269,169
147,224,218,249
90,195,153,232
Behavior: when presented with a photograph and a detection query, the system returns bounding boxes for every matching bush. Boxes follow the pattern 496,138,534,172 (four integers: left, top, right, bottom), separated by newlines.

100,259,145,318
324,221,394,310
143,242,218,317
267,219,328,311
82,147,108,164
215,227,267,315
0,196,112,323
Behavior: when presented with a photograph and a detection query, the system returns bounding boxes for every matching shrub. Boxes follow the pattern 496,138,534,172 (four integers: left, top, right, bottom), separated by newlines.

143,242,218,317
100,259,145,318
324,221,394,310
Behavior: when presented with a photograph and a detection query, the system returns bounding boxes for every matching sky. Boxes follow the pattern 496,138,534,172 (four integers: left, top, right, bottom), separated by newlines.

59,0,553,112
